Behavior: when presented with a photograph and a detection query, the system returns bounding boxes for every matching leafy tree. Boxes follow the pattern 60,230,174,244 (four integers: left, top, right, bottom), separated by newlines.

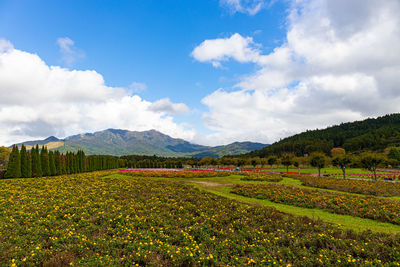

331,147,346,157
388,147,400,161
310,153,326,177
281,154,293,174
360,153,384,180
259,158,267,168
250,158,259,168
0,146,11,166
292,157,301,175
332,155,352,179
267,156,278,169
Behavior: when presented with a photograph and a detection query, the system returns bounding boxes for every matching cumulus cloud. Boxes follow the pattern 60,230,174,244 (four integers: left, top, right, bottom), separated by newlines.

220,0,268,15
0,40,195,146
191,33,261,68
193,0,400,145
149,98,190,114
57,37,85,65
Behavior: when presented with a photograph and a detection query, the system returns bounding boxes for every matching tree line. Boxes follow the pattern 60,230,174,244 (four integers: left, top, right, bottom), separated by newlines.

5,144,125,179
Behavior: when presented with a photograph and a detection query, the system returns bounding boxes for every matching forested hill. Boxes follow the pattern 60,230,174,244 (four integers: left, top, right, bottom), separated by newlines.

248,113,400,157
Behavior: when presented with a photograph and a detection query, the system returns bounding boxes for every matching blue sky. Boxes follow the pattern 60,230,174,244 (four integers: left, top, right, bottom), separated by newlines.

0,0,286,104
0,0,399,146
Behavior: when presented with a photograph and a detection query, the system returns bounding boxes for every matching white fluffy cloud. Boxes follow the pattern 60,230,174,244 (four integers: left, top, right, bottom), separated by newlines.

220,0,268,15
193,0,400,145
0,41,194,146
191,33,261,67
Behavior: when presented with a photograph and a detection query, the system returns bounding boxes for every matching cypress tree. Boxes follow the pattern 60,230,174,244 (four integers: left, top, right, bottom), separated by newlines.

26,152,32,178
81,150,86,172
20,144,29,178
41,146,50,176
55,151,61,175
49,151,56,176
5,145,21,178
31,146,37,177
34,145,42,177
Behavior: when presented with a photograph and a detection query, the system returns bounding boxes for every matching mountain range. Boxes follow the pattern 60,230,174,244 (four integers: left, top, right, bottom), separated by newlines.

14,129,268,158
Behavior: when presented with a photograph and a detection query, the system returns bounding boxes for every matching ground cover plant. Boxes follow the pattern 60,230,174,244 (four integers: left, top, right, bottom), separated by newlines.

120,169,231,178
293,175,400,197
240,172,283,182
232,183,400,225
2,171,400,265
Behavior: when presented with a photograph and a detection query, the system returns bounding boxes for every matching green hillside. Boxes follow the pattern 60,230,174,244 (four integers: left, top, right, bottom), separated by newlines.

249,113,400,157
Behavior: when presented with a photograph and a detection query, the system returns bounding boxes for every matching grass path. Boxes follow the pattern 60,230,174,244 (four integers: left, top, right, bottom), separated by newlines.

105,173,400,234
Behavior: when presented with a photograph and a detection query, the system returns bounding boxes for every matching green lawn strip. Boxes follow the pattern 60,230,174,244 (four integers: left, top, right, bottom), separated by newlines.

191,183,400,235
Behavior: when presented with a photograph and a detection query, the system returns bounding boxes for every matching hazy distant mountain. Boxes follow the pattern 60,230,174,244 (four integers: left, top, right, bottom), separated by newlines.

14,129,268,157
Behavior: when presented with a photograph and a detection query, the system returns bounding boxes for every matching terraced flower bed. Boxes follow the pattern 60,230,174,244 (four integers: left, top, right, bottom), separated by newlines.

240,172,283,182
1,172,400,265
231,183,400,225
294,175,400,197
120,169,231,178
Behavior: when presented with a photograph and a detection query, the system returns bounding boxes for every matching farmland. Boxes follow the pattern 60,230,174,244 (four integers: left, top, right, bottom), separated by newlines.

1,170,400,265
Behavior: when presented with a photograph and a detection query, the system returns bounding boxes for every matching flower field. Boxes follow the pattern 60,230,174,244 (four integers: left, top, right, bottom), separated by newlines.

120,169,231,178
240,172,283,182
294,175,400,197
2,171,400,265
231,183,400,225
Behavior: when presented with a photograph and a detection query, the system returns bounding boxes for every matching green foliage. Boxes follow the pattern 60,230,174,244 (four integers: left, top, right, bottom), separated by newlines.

360,153,384,180
332,155,352,178
40,146,50,176
0,146,11,163
267,156,278,168
388,147,400,161
5,145,21,178
31,145,42,178
49,151,56,176
281,154,293,173
310,153,326,176
4,144,124,178
20,144,31,178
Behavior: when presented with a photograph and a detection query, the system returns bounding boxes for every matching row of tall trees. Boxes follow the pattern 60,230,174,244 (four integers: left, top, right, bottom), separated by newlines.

5,145,125,179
